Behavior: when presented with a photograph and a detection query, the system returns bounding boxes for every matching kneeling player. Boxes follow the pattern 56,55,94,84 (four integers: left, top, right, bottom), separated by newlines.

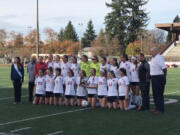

76,70,87,107
53,68,64,106
64,69,76,106
107,71,118,110
33,69,46,104
86,68,98,108
98,69,107,108
118,68,130,110
45,67,54,105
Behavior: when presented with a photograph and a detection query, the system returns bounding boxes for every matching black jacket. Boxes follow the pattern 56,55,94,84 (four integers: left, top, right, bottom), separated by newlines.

11,64,24,82
138,60,150,82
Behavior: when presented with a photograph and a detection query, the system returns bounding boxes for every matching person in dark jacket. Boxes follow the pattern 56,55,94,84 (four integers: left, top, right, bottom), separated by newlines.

137,53,150,111
11,57,24,104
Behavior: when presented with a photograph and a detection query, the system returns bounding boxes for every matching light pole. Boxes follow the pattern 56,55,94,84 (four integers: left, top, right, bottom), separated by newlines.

36,0,40,57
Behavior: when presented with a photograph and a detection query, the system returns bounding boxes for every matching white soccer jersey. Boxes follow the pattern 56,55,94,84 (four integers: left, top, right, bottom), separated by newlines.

130,63,140,82
35,76,46,95
45,75,54,92
70,63,80,77
76,76,87,97
53,62,61,74
61,62,71,77
64,76,76,96
87,76,98,94
100,63,110,71
98,76,108,96
110,65,120,78
107,78,118,96
47,61,54,68
118,76,129,96
53,76,64,94
119,61,131,81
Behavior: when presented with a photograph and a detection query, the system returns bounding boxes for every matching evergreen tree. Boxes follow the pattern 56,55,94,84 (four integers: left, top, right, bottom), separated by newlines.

126,0,149,43
81,20,96,48
105,0,128,47
166,15,180,42
105,0,148,50
63,21,78,42
58,28,64,42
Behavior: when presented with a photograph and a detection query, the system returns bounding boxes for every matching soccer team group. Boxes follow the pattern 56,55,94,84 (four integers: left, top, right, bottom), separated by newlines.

32,54,148,111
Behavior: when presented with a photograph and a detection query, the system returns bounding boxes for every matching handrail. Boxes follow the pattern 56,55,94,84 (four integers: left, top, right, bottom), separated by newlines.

160,39,176,55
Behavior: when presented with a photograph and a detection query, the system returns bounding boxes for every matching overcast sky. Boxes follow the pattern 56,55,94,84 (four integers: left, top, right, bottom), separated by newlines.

0,0,180,37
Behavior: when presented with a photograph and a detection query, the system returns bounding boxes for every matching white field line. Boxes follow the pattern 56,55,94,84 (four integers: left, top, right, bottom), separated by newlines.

10,127,32,133
47,131,64,135
0,95,28,101
150,91,180,98
165,91,180,95
0,108,91,126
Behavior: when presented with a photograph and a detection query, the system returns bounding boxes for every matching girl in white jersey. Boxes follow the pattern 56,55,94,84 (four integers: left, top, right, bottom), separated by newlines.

64,69,76,106
118,68,130,110
98,69,108,108
110,58,120,78
86,68,98,108
61,55,71,77
70,56,80,77
47,54,54,68
100,56,110,71
45,67,54,105
76,70,87,107
53,68,64,106
130,56,141,107
107,71,118,110
33,69,46,105
119,54,131,81
53,55,61,75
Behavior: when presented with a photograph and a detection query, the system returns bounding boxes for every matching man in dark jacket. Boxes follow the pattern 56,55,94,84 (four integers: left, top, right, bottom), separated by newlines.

138,53,150,111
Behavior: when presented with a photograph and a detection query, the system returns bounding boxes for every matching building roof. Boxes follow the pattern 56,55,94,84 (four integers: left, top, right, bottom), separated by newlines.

155,23,180,33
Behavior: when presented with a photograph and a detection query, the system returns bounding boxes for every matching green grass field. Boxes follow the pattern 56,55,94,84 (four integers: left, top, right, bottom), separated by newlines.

0,66,180,135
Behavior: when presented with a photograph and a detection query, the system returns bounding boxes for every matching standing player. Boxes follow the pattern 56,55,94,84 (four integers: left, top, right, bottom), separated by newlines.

97,69,108,108
70,56,80,77
33,69,46,104
80,55,91,77
90,56,101,76
53,68,64,106
64,69,76,106
86,68,98,108
45,67,54,105
130,56,141,107
107,71,118,110
61,55,71,77
110,58,120,78
47,54,54,68
76,70,87,107
53,55,61,75
119,54,131,82
100,56,110,71
118,68,130,110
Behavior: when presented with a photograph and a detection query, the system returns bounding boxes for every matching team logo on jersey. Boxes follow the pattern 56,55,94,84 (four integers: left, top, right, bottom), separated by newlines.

118,82,122,86
99,82,102,85
67,81,72,85
38,82,43,85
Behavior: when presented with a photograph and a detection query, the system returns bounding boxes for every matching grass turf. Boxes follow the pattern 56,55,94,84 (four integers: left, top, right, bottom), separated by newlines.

0,66,179,135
